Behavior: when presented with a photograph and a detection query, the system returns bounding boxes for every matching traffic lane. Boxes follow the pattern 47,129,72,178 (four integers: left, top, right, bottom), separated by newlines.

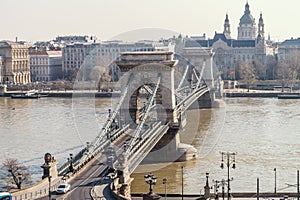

37,159,107,200
65,161,108,199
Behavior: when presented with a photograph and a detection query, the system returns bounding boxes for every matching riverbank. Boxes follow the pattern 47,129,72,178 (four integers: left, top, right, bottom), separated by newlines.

2,89,297,99
1,90,120,98
224,88,300,98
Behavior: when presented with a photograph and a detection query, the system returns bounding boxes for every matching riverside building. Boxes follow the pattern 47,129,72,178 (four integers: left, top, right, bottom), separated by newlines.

278,37,300,60
29,50,62,82
0,41,31,84
176,2,274,80
62,40,169,81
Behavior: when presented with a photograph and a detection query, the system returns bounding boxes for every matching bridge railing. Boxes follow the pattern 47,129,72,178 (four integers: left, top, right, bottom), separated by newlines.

128,123,169,173
57,123,130,176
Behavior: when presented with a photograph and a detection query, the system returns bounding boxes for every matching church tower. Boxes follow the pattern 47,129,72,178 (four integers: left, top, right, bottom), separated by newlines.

223,13,231,39
258,13,265,38
238,2,257,40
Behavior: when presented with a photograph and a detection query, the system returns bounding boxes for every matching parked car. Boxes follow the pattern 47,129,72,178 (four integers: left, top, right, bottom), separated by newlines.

56,183,71,194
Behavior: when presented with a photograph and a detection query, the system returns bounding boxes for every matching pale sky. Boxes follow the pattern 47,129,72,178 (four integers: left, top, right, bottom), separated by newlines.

1,0,299,43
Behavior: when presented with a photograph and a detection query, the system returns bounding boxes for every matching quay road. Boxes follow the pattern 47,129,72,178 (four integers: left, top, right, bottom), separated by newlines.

37,157,110,200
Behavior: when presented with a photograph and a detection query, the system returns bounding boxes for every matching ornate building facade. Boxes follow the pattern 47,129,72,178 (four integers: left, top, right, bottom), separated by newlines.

0,41,31,84
183,2,272,80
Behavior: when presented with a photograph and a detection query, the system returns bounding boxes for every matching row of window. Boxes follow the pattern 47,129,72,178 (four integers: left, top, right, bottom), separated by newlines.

30,58,49,65
241,31,254,37
12,50,28,58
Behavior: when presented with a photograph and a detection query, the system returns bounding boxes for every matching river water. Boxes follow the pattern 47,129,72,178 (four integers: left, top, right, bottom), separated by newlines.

1,96,300,194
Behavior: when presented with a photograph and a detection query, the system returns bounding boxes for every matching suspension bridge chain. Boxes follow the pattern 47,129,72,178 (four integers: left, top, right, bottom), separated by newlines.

125,75,161,156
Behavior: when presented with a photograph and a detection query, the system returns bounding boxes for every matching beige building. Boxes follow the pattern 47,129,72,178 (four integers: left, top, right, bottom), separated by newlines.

0,41,31,84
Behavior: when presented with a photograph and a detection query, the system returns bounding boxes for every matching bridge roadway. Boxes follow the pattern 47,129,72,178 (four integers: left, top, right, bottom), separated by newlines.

35,123,167,200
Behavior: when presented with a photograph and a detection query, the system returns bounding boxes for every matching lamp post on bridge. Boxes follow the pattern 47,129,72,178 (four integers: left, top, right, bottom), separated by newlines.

220,151,236,200
68,153,74,173
48,175,52,200
162,178,167,200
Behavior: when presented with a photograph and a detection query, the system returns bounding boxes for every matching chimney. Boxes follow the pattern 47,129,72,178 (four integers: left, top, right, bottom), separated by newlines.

15,37,18,43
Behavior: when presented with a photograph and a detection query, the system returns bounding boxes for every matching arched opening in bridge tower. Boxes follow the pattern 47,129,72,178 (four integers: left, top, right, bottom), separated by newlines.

128,84,174,128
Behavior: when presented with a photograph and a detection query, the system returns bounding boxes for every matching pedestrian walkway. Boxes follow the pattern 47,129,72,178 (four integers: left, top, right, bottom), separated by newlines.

91,178,116,200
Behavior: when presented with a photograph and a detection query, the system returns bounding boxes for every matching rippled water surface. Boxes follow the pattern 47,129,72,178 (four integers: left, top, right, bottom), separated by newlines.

0,97,112,186
132,98,300,194
1,97,300,194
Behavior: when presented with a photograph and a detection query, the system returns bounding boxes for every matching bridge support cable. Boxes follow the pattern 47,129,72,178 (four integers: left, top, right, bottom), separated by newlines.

177,64,189,91
86,74,134,158
143,85,153,95
192,68,199,82
125,76,161,155
195,61,206,89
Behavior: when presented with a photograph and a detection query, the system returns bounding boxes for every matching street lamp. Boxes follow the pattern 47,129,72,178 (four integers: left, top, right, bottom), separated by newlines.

68,153,74,173
211,180,220,200
220,151,236,200
163,178,167,200
144,172,157,195
48,175,52,200
274,168,277,194
181,166,184,200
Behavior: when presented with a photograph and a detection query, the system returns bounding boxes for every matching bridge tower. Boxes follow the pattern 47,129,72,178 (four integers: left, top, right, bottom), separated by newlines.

116,51,179,128
115,51,198,164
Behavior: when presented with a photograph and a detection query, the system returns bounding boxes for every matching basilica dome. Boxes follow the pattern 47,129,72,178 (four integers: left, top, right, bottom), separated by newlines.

239,2,255,25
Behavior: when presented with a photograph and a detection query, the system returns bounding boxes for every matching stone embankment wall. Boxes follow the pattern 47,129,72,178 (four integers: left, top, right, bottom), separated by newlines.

11,177,63,200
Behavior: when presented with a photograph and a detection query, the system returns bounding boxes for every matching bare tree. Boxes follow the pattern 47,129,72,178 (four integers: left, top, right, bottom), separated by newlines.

286,50,300,92
240,60,257,92
265,55,278,80
2,158,31,190
253,60,266,80
89,66,105,81
277,51,300,92
99,69,112,92
89,66,112,92
234,60,243,80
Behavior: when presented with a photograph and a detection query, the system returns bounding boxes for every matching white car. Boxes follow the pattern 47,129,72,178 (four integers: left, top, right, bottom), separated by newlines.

56,183,71,194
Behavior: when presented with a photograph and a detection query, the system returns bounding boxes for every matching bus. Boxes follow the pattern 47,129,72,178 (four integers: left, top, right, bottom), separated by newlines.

0,192,12,200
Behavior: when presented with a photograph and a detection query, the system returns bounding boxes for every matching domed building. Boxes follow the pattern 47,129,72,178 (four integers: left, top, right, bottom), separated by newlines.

181,2,272,80
238,2,257,40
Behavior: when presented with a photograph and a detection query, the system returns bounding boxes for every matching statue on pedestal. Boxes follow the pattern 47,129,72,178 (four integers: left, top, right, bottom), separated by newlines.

41,153,58,179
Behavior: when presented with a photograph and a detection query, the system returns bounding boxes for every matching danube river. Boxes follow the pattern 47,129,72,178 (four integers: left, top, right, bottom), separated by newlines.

1,96,300,194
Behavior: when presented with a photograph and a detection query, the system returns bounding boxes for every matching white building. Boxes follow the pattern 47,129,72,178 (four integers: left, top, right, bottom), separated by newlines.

62,40,169,81
30,51,62,82
278,38,300,60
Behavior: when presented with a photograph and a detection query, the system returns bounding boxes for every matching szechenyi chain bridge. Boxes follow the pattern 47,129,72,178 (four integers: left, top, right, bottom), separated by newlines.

8,48,223,200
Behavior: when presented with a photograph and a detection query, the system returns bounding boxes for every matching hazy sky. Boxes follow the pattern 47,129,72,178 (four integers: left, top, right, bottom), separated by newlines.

1,0,299,42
